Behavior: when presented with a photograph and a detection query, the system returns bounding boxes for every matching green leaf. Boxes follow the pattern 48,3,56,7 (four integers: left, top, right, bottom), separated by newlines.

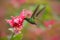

11,33,23,40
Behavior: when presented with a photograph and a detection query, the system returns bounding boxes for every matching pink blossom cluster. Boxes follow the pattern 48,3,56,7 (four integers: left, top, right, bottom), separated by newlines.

6,9,32,34
43,20,55,29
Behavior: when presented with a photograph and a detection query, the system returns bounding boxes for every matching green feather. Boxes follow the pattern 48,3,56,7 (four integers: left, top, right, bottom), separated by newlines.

25,18,35,24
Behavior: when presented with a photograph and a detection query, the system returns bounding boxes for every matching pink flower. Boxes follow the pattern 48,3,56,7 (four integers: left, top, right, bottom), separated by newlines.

6,9,32,34
20,9,32,18
6,16,24,34
10,0,26,8
43,20,55,29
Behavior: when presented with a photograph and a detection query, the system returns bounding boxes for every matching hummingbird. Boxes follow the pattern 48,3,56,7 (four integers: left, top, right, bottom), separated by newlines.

25,5,46,25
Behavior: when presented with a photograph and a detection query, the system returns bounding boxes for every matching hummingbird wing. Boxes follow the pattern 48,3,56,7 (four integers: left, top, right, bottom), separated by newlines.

36,6,46,17
31,5,40,19
34,5,46,27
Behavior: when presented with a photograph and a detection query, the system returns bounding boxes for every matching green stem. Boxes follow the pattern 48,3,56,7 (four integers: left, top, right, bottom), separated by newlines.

10,33,15,40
